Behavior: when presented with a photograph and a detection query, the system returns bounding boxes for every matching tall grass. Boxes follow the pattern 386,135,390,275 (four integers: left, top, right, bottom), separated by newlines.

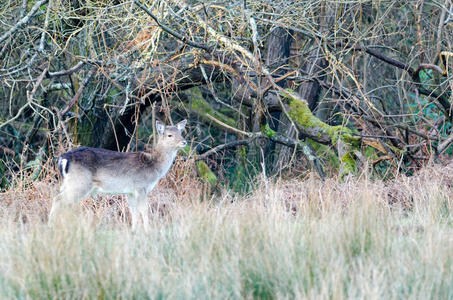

0,166,452,299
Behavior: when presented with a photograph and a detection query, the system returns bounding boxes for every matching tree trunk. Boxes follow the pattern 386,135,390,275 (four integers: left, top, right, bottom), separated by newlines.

275,4,334,173
261,27,293,173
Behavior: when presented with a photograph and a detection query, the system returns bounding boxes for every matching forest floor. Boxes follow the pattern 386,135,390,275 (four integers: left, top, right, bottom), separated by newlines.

0,163,452,299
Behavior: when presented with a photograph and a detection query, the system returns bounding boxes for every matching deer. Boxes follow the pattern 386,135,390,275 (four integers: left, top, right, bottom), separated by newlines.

49,119,187,229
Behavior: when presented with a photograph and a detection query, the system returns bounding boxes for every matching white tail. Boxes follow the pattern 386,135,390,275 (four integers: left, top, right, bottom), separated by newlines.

49,119,187,229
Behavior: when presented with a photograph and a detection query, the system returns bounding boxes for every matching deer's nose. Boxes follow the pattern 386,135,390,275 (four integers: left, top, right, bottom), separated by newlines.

182,140,187,146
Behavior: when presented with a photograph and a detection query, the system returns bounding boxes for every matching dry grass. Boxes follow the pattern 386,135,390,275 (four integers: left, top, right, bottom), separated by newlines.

0,162,452,299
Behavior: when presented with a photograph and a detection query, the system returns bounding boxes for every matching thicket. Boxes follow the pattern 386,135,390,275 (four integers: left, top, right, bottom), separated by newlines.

1,0,453,190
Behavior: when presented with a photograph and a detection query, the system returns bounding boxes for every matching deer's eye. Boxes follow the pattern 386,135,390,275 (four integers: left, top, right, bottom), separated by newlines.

167,134,172,137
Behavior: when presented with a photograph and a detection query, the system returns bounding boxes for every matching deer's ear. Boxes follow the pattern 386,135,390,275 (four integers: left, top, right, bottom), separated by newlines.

156,120,165,135
176,119,187,131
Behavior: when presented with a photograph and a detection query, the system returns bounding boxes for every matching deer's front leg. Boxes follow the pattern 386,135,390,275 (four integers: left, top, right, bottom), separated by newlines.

135,189,149,231
128,192,138,230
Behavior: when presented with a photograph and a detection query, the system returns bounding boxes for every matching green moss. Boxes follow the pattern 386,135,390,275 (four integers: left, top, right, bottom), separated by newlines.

388,144,406,155
338,130,360,147
284,93,359,146
307,138,339,169
261,123,276,138
196,161,217,185
364,146,379,160
282,90,360,178
288,96,335,140
287,97,319,130
186,88,236,128
340,152,356,178
179,145,191,156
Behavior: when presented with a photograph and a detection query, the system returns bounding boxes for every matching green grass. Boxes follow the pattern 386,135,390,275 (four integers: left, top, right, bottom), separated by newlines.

0,176,451,299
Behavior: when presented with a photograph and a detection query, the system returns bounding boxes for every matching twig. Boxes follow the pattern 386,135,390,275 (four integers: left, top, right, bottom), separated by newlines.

437,132,453,155
46,61,87,78
195,138,255,160
38,0,51,53
198,64,245,117
0,68,48,130
352,45,414,76
444,0,453,24
0,53,38,78
352,133,402,140
0,0,48,44
415,63,445,76
205,114,251,136
19,0,28,19
60,67,96,116
134,0,212,52
0,145,15,156
119,77,132,115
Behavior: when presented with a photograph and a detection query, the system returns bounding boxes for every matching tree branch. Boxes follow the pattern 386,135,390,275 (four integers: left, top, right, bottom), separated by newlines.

133,0,212,52
195,138,256,160
347,45,452,117
437,132,453,155
0,0,48,44
60,67,96,116
46,60,87,78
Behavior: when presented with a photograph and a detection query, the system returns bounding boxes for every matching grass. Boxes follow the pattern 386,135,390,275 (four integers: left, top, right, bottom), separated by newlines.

0,164,452,299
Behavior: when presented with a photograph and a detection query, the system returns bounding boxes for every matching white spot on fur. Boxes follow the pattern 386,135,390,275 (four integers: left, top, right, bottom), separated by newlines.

59,158,68,177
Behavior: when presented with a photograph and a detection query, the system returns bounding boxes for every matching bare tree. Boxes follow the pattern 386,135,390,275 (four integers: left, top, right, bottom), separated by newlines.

1,0,452,189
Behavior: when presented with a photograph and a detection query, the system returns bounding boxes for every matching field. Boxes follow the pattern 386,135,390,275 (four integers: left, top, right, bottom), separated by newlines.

0,164,452,299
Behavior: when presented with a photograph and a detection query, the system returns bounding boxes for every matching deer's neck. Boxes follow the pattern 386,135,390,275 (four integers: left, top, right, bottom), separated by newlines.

150,144,178,174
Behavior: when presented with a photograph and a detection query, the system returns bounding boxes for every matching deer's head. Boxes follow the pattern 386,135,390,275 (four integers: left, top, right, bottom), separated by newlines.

155,119,187,150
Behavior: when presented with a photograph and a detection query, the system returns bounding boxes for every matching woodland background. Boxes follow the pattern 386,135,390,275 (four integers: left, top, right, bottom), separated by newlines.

0,1,452,299
0,0,452,190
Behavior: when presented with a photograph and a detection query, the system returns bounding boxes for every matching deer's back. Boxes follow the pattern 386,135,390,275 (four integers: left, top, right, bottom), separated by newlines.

60,147,144,171
58,147,163,190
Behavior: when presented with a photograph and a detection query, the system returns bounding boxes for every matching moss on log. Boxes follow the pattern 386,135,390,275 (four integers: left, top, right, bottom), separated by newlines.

196,161,217,185
185,88,236,129
282,90,360,178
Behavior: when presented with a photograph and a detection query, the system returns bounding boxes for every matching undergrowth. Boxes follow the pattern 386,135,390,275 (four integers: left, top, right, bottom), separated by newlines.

0,162,452,299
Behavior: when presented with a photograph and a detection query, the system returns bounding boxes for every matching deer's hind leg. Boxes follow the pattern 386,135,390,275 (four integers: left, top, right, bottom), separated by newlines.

49,167,94,224
127,188,148,231
137,189,150,231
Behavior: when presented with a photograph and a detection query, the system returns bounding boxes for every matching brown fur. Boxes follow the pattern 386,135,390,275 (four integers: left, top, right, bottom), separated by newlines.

49,120,187,229
60,147,164,177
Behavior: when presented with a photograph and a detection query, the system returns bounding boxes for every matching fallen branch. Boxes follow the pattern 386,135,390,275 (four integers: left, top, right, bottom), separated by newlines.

437,132,453,155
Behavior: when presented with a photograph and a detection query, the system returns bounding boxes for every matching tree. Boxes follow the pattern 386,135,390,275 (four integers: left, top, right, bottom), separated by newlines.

1,0,452,189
